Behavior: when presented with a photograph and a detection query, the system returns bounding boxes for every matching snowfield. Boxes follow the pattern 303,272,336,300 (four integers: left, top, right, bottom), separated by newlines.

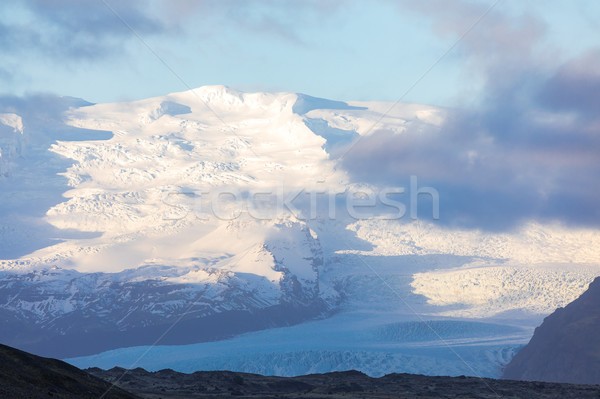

0,86,599,376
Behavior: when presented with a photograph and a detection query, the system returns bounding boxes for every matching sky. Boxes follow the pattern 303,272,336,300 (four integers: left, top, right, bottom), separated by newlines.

0,0,598,106
1,0,599,231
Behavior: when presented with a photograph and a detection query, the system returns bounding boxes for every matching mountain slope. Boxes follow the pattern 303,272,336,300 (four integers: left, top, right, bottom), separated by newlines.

0,343,138,398
502,276,600,384
0,219,332,358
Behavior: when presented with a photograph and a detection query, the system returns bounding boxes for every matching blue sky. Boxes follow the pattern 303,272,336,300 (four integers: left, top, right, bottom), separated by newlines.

1,0,598,106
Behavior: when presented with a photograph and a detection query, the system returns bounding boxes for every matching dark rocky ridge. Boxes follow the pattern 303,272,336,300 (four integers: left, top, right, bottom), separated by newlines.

0,343,138,398
89,366,600,399
503,276,600,384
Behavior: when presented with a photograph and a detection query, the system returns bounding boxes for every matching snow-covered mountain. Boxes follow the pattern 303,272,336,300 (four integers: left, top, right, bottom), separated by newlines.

0,218,331,357
1,87,599,375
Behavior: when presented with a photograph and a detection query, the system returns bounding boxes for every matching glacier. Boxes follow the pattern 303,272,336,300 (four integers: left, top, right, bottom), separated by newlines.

0,86,599,377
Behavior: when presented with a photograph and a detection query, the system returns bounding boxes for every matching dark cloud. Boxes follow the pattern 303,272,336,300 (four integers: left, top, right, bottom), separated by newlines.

343,2,600,230
538,50,600,118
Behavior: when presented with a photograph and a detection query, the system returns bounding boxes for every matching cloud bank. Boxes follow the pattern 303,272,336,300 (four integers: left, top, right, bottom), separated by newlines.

343,1,600,230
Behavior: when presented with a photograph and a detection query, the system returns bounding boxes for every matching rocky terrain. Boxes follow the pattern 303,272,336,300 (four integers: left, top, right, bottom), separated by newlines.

89,366,600,399
503,276,600,384
0,343,137,399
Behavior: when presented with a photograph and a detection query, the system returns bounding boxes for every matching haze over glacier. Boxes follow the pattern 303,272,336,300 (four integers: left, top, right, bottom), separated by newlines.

1,86,599,377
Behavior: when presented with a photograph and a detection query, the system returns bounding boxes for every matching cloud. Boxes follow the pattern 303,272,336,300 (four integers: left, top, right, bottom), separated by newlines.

0,0,164,60
343,2,600,230
538,50,600,118
0,0,345,81
154,0,344,45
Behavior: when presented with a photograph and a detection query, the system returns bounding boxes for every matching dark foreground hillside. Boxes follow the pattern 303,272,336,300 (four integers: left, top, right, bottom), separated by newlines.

89,366,600,399
0,343,138,398
503,276,600,384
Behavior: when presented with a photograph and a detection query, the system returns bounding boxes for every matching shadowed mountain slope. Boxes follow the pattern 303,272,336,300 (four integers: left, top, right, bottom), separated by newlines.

503,276,600,384
0,343,138,398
